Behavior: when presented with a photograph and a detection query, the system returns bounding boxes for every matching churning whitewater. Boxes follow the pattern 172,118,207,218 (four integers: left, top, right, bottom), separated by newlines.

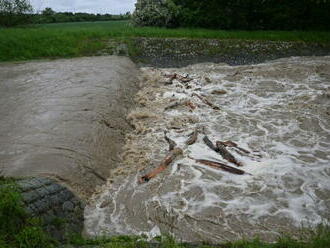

85,56,330,243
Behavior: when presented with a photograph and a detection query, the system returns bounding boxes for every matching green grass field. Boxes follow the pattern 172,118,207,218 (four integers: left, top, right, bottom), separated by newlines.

1,20,330,62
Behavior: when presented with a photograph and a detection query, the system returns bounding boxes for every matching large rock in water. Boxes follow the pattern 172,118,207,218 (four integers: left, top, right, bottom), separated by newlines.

132,0,177,27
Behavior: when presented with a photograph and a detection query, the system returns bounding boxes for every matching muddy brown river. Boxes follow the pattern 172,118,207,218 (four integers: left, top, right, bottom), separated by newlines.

84,56,330,242
0,56,139,198
1,55,329,242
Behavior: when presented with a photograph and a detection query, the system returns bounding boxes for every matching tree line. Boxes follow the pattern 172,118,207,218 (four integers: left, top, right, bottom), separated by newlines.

171,0,330,30
133,0,330,30
2,0,330,30
0,0,130,27
34,8,130,24
0,0,32,27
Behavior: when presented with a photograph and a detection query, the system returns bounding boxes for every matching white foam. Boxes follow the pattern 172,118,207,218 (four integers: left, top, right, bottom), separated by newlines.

84,56,330,242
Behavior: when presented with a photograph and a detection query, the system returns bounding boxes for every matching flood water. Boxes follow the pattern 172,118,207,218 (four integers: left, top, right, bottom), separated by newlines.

0,55,329,242
85,56,330,242
0,56,139,198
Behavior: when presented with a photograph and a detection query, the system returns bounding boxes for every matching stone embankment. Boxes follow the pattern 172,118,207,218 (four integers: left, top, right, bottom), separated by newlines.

129,38,330,67
17,177,85,241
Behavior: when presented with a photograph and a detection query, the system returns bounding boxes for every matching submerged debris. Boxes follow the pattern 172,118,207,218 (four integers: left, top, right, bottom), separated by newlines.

219,141,250,154
218,140,262,159
211,89,227,95
163,73,193,84
216,141,243,167
191,158,249,175
85,57,330,242
134,67,261,183
164,100,197,111
185,100,197,110
203,135,219,152
164,101,183,111
139,147,183,183
185,128,199,146
192,93,220,110
164,131,177,151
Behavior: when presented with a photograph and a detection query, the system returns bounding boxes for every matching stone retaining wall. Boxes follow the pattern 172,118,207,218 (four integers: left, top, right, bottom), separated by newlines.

17,177,85,241
129,37,330,67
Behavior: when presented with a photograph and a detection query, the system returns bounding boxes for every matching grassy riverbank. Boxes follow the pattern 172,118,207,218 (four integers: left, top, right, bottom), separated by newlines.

68,229,330,248
1,20,330,62
0,178,55,248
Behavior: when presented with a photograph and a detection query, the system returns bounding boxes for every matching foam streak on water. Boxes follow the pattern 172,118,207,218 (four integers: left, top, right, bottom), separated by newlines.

85,56,330,242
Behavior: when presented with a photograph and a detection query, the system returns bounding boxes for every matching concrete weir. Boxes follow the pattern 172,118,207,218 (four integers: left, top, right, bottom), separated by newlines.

0,56,139,198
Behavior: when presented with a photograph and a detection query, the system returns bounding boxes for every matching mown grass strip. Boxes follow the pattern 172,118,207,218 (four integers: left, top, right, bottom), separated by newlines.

67,228,330,248
1,21,330,62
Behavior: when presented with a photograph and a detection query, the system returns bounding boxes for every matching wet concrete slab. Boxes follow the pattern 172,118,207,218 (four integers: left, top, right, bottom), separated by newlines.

0,56,139,198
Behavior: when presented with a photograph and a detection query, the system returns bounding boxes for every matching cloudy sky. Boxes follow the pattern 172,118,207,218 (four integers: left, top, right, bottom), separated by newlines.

30,0,137,14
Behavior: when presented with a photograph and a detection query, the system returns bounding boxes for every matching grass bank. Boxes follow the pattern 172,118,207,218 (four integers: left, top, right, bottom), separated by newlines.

1,177,330,247
0,21,330,62
68,229,330,248
0,177,55,248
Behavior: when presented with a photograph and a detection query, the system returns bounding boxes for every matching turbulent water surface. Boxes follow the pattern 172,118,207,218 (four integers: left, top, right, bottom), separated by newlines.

85,56,330,242
0,56,139,198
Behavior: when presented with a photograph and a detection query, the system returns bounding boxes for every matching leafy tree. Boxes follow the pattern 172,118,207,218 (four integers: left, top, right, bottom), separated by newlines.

0,0,33,27
42,7,55,16
133,0,180,27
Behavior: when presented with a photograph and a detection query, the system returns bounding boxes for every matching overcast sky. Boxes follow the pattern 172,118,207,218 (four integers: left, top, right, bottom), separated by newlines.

30,0,137,14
